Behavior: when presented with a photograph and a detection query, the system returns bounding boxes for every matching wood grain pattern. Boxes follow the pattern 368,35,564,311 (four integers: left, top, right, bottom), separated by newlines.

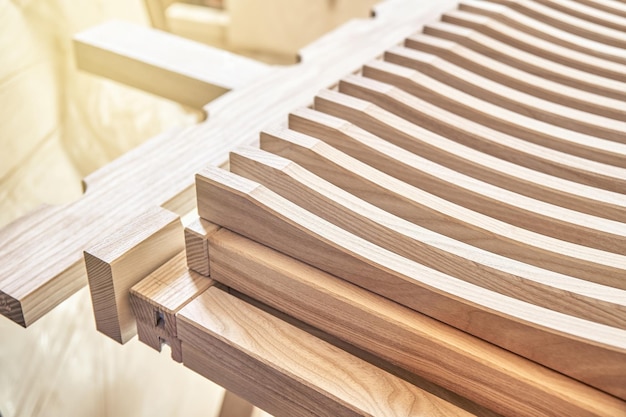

309,85,626,223
73,20,271,108
380,46,625,140
129,250,214,361
336,72,626,170
228,145,626,328
423,20,626,100
313,83,626,254
403,33,626,119
458,0,626,64
573,0,626,19
529,0,626,31
207,228,626,416
442,8,626,80
0,0,459,326
260,127,626,289
184,217,219,276
195,166,626,398
487,0,626,48
84,207,184,343
178,287,475,417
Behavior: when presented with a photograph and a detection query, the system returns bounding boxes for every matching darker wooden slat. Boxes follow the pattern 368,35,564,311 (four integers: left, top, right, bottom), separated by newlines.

195,166,626,399
178,287,476,417
207,228,626,414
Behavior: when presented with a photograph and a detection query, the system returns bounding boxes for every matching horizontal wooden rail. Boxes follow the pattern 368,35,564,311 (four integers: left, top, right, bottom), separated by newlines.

73,20,270,108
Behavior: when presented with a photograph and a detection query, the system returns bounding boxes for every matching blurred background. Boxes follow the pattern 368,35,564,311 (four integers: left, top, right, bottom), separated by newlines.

0,0,377,416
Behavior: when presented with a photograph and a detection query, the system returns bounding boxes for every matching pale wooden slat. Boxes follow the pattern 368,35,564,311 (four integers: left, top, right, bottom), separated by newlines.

572,0,626,18
381,46,625,147
84,206,184,343
458,0,626,64
403,33,626,119
316,82,626,254
129,250,214,361
178,287,476,417
443,8,626,80
229,145,626,328
291,107,626,222
340,71,626,168
386,47,626,139
423,20,626,100
195,166,626,398
532,0,626,30
208,228,626,414
260,127,626,289
487,0,626,48
0,0,459,326
73,20,271,108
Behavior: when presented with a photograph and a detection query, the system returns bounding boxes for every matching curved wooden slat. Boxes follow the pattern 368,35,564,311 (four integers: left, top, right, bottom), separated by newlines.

382,47,625,141
350,66,626,165
313,81,626,255
209,228,626,414
403,33,626,120
487,0,626,48
458,0,626,64
0,0,459,326
573,0,626,18
260,127,626,289
195,166,626,401
442,8,626,80
332,74,626,189
423,20,626,100
228,145,626,329
290,105,626,224
532,0,626,31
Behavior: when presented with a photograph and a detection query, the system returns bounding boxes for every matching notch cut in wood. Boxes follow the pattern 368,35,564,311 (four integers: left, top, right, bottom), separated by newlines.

130,250,214,361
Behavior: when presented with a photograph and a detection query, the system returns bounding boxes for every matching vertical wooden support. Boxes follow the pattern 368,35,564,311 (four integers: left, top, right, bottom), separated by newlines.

84,207,184,343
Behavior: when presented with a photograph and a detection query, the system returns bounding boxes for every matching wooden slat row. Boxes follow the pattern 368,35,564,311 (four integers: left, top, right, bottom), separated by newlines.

77,1,626,416
188,1,626,415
